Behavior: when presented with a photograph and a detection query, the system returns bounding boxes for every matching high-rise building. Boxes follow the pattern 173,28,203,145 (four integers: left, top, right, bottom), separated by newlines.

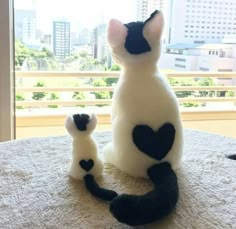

136,0,236,45
15,9,37,45
91,24,111,67
53,21,71,60
22,17,37,44
136,0,159,21
164,0,236,44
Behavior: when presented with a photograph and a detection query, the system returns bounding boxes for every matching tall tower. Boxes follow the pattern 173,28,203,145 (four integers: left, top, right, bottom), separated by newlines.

167,0,236,44
136,0,161,21
15,9,37,44
53,21,71,60
22,17,37,44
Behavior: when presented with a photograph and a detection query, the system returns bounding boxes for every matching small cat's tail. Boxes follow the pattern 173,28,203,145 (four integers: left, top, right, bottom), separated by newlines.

84,174,118,201
109,162,178,226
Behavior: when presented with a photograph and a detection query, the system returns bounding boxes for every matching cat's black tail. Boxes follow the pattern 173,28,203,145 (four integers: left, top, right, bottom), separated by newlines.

109,162,178,226
84,174,118,201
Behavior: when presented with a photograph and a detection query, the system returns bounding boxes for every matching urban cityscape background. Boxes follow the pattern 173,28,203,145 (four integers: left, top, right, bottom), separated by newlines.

14,0,236,73
14,0,236,112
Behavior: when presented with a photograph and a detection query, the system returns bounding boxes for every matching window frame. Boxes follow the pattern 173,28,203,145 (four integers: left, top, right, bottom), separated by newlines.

0,0,15,141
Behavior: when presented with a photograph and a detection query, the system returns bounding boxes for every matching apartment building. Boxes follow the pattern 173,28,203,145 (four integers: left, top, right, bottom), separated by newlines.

53,21,71,60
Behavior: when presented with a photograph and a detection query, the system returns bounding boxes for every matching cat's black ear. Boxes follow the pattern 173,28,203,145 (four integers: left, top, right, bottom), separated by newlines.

107,19,127,49
143,10,164,43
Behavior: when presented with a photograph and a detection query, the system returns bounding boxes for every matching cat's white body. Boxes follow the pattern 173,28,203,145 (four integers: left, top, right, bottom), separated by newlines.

104,12,183,178
104,69,183,178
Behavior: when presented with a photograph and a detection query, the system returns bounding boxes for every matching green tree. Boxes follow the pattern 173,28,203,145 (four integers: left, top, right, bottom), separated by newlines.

79,51,88,58
197,78,215,97
41,47,54,58
104,64,121,97
110,64,121,71
32,81,47,100
92,79,110,106
168,77,196,98
15,40,31,66
48,93,59,108
182,102,201,108
226,91,235,97
15,93,25,109
15,40,59,70
73,91,86,107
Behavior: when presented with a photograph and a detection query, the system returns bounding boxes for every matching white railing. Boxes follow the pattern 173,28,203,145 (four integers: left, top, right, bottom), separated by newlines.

15,71,236,126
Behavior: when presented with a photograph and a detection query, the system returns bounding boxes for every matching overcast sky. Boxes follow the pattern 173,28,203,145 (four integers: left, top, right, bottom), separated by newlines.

14,0,137,32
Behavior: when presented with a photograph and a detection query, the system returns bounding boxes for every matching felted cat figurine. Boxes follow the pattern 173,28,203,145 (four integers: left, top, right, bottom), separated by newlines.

100,10,183,225
65,113,117,201
104,10,183,178
65,113,103,180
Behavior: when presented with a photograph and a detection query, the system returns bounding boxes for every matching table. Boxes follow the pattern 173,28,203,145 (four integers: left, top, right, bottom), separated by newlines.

0,130,235,229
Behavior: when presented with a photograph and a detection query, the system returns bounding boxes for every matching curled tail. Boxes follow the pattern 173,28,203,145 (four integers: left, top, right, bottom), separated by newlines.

109,162,178,226
84,174,118,201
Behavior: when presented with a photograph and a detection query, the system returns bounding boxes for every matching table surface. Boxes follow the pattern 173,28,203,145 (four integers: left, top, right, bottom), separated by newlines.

0,129,236,229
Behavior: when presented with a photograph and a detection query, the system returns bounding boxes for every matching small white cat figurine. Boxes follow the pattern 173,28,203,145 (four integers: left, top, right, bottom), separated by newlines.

65,113,103,180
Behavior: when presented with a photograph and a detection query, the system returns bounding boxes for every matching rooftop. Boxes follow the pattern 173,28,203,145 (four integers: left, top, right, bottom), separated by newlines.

166,43,234,51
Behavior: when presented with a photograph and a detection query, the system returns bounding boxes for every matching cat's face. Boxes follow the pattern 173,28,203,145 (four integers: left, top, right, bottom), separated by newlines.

107,11,164,67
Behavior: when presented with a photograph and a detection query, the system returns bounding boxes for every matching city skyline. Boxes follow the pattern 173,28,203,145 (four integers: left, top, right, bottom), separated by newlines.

14,0,137,33
14,0,236,73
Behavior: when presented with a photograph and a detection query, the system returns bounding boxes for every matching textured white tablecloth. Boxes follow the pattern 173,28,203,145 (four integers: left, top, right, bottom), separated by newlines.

0,129,236,229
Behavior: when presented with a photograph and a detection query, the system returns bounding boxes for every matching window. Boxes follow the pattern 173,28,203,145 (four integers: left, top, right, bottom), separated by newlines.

175,64,186,68
11,0,236,139
175,58,186,62
200,67,209,71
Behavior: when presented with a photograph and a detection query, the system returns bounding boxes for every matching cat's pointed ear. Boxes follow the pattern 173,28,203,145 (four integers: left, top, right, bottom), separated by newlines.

107,19,127,48
143,11,164,43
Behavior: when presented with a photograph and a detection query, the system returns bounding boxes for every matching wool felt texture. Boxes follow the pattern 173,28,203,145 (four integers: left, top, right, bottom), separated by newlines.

124,10,159,54
109,162,178,226
84,174,118,201
103,10,183,225
227,154,236,160
124,21,151,54
72,114,90,131
79,159,94,172
0,130,235,228
105,10,183,179
67,112,179,225
65,114,103,180
132,123,176,161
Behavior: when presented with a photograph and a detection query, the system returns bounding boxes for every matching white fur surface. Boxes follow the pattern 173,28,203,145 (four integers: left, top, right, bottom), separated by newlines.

0,130,235,228
105,12,183,177
65,114,103,180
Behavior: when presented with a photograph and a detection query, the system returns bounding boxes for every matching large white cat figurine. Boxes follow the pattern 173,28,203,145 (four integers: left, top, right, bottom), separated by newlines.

104,10,183,178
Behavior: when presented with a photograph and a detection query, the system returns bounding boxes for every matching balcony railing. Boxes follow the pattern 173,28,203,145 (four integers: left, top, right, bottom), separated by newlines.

15,71,236,127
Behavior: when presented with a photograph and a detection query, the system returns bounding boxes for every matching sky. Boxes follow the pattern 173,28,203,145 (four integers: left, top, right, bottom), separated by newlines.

14,0,137,32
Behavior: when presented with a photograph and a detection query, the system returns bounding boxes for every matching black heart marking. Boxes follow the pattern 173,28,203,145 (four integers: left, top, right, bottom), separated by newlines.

132,123,175,161
79,159,94,172
73,114,90,131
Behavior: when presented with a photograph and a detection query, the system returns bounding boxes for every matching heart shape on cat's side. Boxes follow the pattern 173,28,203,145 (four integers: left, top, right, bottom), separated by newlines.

79,159,94,172
132,123,175,161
